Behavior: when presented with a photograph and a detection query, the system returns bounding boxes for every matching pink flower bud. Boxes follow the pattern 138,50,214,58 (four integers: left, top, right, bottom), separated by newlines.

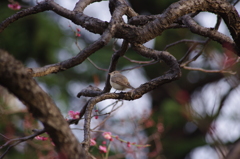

35,136,48,141
99,145,107,153
68,110,80,119
8,2,21,10
90,139,96,146
102,141,106,145
102,132,112,140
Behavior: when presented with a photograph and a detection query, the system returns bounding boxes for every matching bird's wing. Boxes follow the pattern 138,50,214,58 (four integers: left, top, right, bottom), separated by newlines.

111,76,134,89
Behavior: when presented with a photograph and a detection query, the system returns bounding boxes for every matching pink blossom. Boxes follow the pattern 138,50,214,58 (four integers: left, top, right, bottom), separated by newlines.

75,33,81,37
35,136,48,141
99,145,107,153
102,141,106,145
76,28,80,32
102,132,112,140
95,115,98,119
90,139,96,146
68,110,80,119
8,2,21,10
127,142,131,147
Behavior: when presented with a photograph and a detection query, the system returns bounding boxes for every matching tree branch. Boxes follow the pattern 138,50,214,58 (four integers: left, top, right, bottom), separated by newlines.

0,50,87,158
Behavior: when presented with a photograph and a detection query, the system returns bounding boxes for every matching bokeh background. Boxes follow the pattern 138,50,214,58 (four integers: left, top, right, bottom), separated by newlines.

1,0,240,158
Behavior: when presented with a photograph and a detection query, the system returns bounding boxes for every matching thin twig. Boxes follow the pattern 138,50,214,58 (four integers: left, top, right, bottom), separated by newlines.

0,129,45,149
0,140,22,159
181,39,211,66
0,133,10,140
71,23,108,72
0,99,94,156
178,42,200,64
98,101,119,113
121,60,160,72
92,101,124,130
183,66,236,75
123,56,154,64
87,58,108,71
181,14,222,66
0,129,45,159
163,39,205,51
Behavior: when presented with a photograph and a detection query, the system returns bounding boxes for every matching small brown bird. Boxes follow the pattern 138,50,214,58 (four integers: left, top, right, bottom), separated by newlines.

109,71,135,91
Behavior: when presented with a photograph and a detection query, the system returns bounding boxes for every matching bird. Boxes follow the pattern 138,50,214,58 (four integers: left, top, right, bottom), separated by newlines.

109,71,135,91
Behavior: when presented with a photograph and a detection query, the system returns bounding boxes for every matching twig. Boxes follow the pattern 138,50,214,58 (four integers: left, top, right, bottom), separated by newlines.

87,58,108,71
121,60,160,72
182,14,236,54
181,38,211,66
183,66,236,75
178,42,200,64
0,129,45,159
163,39,205,51
0,100,91,156
71,24,108,72
0,133,10,140
179,15,222,65
92,101,124,130
0,140,22,159
98,101,119,113
180,15,223,66
123,56,154,64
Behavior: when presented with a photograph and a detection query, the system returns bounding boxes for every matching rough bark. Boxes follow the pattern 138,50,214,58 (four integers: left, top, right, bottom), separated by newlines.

0,50,87,159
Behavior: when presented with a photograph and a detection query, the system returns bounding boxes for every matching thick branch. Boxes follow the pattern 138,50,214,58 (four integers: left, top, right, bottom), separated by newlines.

1,0,239,54
0,50,87,159
182,15,237,53
28,35,110,76
103,40,129,92
0,0,108,34
28,0,125,77
82,45,181,151
118,0,240,54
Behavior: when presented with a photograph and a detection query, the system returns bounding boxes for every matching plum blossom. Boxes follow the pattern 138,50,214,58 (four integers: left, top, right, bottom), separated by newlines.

102,132,112,140
99,145,107,153
75,33,81,37
127,141,131,147
102,141,106,145
35,136,48,141
68,110,80,119
90,139,96,146
8,1,21,10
